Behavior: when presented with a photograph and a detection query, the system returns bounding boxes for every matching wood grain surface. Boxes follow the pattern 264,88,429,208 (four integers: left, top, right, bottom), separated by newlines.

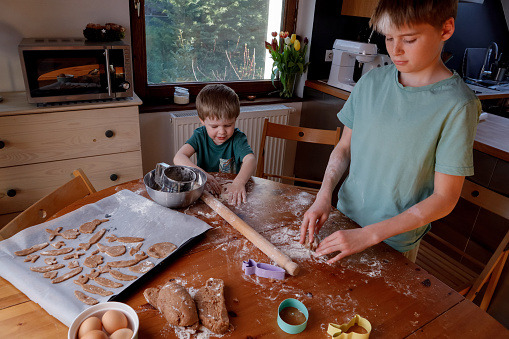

0,173,507,338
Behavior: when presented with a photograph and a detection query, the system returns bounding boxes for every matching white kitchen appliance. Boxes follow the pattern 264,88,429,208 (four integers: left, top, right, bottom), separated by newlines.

327,39,392,92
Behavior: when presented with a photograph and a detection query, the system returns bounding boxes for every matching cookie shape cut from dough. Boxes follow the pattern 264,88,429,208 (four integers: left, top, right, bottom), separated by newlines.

77,229,106,251
51,267,83,284
79,219,109,234
145,281,199,328
129,260,155,274
40,247,74,256
74,275,113,297
86,269,124,289
74,290,99,305
84,254,104,268
100,266,138,281
46,227,80,240
105,235,144,243
24,254,40,263
147,242,177,259
107,252,148,268
30,264,65,273
14,242,49,256
194,278,230,334
97,243,126,257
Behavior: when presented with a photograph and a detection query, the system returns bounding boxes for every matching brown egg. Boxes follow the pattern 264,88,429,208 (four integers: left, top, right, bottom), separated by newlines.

102,309,128,334
78,316,102,338
109,328,134,339
80,330,108,339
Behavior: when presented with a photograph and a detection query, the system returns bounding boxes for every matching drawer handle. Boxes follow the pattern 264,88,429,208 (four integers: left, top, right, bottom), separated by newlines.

471,190,480,198
110,174,118,181
7,189,16,197
0,141,5,149
105,130,114,138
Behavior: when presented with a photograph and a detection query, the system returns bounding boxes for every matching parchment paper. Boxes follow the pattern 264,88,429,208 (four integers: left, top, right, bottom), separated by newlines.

0,189,211,326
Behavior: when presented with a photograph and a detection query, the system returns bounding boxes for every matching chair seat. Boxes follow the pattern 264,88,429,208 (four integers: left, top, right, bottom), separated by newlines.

416,240,478,294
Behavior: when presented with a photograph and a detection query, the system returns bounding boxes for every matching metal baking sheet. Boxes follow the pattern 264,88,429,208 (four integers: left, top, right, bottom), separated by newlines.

0,189,211,326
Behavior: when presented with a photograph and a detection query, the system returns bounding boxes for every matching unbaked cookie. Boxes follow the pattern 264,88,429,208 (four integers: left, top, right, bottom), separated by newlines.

147,242,177,259
79,219,109,234
97,243,126,257
14,242,49,256
74,290,99,305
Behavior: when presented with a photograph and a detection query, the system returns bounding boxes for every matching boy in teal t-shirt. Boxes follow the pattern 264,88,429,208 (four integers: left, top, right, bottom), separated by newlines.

300,0,481,263
174,84,256,206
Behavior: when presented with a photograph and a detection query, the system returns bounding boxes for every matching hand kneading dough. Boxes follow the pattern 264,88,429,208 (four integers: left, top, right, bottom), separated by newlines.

194,278,229,334
144,281,199,328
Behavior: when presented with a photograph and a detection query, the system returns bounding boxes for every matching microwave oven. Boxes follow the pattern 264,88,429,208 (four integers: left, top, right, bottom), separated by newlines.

18,38,133,104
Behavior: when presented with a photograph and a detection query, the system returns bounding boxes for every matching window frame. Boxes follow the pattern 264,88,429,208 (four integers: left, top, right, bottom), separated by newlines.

129,0,298,104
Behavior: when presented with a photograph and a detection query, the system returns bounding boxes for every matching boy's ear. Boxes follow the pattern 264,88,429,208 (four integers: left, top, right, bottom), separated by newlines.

199,118,205,126
441,17,455,41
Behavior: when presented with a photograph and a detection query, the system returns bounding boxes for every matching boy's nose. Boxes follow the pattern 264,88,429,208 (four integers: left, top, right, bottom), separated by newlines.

392,41,403,55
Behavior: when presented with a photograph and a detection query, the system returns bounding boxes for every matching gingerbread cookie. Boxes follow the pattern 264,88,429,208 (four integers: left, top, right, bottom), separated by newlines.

40,247,73,256
64,252,85,260
79,219,109,234
30,264,65,273
107,252,148,268
74,275,113,297
84,254,103,268
51,267,83,284
43,271,58,279
14,242,49,256
129,260,154,274
68,260,80,269
51,241,65,249
147,242,177,259
105,235,144,243
129,243,143,256
74,290,99,305
97,243,126,257
77,229,106,251
44,257,58,265
86,269,124,289
24,255,39,263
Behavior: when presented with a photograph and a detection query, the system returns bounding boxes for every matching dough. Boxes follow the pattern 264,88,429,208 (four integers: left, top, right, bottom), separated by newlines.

51,267,83,284
78,229,106,251
84,254,104,268
194,278,230,334
107,252,148,268
44,257,58,265
129,260,154,273
24,254,39,263
30,264,65,273
14,242,49,256
40,247,74,256
129,243,143,256
105,235,144,243
97,243,126,257
147,281,199,328
303,235,319,252
74,275,113,296
79,219,109,234
147,242,177,259
74,290,99,305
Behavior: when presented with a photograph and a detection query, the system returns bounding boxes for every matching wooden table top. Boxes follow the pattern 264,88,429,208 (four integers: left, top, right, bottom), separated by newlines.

1,174,507,338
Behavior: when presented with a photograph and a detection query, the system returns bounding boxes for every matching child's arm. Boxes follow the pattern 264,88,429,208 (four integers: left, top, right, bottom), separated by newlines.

173,144,222,195
315,172,465,264
300,127,352,244
226,153,256,205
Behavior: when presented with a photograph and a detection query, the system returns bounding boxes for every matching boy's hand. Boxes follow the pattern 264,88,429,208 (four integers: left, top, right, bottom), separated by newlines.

225,181,247,206
314,228,375,264
205,174,222,196
299,193,331,245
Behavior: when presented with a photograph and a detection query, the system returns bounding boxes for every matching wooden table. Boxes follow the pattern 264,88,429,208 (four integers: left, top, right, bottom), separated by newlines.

1,174,508,338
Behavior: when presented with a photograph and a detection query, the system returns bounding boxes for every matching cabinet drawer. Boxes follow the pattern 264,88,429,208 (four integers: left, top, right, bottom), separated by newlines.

0,151,142,214
0,107,141,167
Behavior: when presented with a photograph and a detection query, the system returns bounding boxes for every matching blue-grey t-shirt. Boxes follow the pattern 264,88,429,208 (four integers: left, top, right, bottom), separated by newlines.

337,64,481,252
186,126,253,173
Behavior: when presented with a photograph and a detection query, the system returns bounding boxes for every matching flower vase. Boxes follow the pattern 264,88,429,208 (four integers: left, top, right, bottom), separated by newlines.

280,72,297,98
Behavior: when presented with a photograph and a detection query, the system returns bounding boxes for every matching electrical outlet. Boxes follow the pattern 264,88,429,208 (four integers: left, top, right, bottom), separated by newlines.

325,50,333,62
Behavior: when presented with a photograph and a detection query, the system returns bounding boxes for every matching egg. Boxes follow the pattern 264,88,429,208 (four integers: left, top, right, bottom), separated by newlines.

109,328,134,339
80,330,108,339
78,316,102,338
102,309,128,334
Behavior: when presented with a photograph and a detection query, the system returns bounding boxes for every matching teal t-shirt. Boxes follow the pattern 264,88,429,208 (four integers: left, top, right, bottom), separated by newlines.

337,64,481,252
186,126,253,174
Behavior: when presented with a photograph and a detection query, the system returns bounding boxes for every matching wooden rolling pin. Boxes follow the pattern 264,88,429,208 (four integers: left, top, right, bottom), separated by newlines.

200,191,300,276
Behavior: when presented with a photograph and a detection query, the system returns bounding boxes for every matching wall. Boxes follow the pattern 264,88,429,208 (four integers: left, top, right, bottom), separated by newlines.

0,0,130,92
307,0,509,81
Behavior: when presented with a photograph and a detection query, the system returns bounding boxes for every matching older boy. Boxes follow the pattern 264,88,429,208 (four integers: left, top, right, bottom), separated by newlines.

174,84,256,206
300,0,481,263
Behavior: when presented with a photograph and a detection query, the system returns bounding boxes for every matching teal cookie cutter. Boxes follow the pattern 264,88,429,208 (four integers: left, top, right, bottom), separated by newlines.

277,298,309,334
327,314,371,338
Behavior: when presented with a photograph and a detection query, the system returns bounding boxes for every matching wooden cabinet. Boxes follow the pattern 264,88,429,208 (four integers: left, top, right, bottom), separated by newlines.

0,92,143,226
341,0,379,18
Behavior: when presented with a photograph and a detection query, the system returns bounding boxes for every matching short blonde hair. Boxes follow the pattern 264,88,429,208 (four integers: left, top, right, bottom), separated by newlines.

370,0,458,33
196,84,240,121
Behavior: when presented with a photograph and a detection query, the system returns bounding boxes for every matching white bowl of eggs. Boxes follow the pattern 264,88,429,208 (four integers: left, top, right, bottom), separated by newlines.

68,302,139,339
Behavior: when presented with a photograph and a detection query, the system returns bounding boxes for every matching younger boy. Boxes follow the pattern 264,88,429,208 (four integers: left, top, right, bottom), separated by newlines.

300,0,481,263
174,84,256,206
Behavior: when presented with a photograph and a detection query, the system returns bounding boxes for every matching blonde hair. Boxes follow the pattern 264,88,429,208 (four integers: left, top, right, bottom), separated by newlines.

370,0,458,33
196,84,240,121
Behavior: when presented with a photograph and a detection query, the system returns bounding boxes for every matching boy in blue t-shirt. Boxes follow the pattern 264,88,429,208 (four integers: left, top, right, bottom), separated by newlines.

174,84,256,206
300,0,481,263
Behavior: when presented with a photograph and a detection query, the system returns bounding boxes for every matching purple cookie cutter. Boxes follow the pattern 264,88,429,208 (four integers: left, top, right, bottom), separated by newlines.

242,259,285,280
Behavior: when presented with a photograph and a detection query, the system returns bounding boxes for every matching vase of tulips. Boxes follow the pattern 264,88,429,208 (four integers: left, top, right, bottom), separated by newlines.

265,31,310,98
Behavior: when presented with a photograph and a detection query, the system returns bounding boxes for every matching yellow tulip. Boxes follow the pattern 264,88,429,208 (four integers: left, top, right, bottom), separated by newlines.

290,34,296,44
294,39,301,51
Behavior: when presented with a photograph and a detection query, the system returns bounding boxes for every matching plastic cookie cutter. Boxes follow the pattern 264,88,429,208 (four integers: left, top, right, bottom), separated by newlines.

242,259,285,280
277,298,309,334
327,314,372,339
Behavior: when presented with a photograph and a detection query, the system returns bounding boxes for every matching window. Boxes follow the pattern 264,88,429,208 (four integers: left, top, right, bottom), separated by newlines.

130,0,298,103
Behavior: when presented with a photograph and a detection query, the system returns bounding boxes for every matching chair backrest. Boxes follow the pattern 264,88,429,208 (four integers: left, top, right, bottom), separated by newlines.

0,168,96,240
460,180,509,300
255,118,341,186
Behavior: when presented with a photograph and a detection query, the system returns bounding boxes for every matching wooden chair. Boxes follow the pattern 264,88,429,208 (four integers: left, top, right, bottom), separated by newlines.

0,168,96,240
416,179,509,311
255,118,341,193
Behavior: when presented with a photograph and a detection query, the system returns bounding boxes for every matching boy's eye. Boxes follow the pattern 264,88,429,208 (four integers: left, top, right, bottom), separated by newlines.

385,37,393,42
403,39,416,44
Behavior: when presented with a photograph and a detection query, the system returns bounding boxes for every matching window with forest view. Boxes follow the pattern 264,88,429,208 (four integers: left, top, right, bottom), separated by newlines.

144,0,282,85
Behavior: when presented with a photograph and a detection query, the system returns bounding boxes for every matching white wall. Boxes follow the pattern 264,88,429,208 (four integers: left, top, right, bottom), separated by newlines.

0,0,130,92
294,0,316,98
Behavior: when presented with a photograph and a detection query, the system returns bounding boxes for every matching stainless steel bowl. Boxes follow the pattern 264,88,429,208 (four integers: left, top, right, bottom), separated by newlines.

144,166,207,209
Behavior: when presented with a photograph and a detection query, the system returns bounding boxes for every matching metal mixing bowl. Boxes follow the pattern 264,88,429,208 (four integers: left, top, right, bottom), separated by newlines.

144,166,207,209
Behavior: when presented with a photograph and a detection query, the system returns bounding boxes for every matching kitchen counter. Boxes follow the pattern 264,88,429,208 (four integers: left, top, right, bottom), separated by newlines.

305,80,509,162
